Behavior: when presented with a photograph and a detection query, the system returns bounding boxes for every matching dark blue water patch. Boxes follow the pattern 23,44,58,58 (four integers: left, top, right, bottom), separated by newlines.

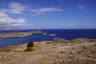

0,34,54,47
0,29,96,47
42,29,96,40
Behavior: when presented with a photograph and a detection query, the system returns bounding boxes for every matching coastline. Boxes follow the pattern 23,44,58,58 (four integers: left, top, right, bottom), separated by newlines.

0,38,96,64
0,38,96,51
0,30,96,64
0,31,43,38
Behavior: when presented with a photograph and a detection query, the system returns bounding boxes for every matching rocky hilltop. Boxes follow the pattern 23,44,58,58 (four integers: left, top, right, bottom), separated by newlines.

0,38,96,64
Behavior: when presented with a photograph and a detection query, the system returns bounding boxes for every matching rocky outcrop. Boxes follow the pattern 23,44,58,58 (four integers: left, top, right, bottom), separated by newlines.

42,32,56,36
0,31,43,38
71,38,96,43
48,34,56,36
53,38,69,43
42,32,48,35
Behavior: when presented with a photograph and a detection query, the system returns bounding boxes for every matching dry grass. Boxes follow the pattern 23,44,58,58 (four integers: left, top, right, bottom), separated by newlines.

0,39,96,64
0,44,27,52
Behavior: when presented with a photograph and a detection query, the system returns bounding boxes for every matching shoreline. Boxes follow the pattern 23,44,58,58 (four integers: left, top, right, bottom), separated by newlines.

0,38,96,48
0,38,96,64
0,38,96,47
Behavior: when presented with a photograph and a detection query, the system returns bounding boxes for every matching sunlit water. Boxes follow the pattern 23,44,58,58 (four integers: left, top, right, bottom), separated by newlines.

0,29,96,47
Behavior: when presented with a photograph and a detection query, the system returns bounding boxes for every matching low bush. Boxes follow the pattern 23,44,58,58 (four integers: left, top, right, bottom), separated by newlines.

25,42,34,51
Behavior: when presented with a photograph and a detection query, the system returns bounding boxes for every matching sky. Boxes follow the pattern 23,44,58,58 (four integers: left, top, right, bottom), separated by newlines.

0,0,96,29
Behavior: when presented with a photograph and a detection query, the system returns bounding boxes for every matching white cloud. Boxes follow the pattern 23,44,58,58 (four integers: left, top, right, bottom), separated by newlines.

31,8,63,16
0,12,26,27
0,17,13,24
0,2,63,15
0,2,26,14
0,13,7,17
15,18,26,24
8,2,26,14
0,8,9,13
61,24,96,29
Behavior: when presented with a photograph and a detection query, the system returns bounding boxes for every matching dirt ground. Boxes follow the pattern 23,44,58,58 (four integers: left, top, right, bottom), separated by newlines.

0,39,96,64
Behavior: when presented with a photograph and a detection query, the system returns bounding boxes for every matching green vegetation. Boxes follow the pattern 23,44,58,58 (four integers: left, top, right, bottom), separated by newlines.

25,42,34,51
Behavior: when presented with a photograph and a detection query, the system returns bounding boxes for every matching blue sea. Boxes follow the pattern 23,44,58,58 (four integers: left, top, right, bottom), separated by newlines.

0,29,96,47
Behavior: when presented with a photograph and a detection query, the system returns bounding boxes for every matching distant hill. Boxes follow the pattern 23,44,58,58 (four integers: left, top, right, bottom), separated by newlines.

0,27,19,30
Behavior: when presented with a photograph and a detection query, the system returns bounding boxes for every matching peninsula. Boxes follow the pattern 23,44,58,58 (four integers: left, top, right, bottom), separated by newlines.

0,31,43,38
